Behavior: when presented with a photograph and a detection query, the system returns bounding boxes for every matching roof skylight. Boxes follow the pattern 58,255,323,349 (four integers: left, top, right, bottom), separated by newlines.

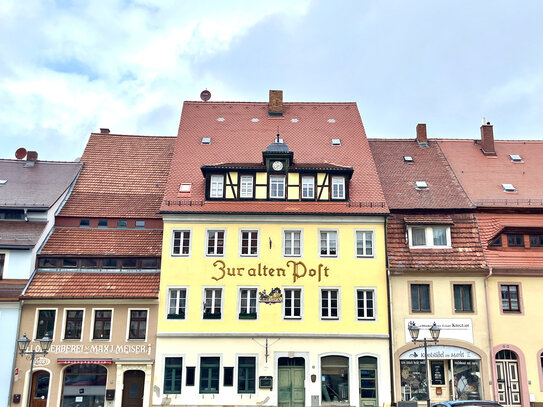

502,183,516,192
179,183,192,193
415,181,428,189
291,118,299,123
251,118,259,122
0,180,7,185
328,118,336,123
403,156,414,162
216,117,225,122
509,154,523,162
201,137,211,144
331,139,341,146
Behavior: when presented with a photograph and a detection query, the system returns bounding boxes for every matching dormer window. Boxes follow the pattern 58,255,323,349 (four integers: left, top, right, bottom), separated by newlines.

408,225,451,248
331,177,345,199
240,176,254,198
502,184,516,192
210,175,224,198
301,176,315,199
269,175,285,199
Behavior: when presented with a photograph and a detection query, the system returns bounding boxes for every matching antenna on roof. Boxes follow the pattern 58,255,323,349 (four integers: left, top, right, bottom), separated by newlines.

200,89,211,102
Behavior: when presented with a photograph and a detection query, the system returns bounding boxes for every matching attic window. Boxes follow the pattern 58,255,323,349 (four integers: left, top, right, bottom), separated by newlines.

179,183,192,193
509,154,523,162
331,139,341,146
79,219,90,228
0,180,6,185
415,181,428,189
502,184,516,192
403,156,414,162
201,137,211,144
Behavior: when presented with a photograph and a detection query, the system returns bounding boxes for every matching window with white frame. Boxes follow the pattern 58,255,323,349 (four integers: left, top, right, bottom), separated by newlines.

128,310,147,340
203,288,222,319
356,230,374,257
283,288,302,319
210,175,224,198
240,230,259,256
320,230,338,257
356,289,375,320
64,310,83,340
409,225,450,248
239,288,257,319
283,230,302,257
301,176,315,199
168,288,187,319
93,310,112,340
269,175,285,198
320,289,339,320
36,309,56,339
172,230,191,256
331,176,345,199
240,176,254,198
206,230,225,256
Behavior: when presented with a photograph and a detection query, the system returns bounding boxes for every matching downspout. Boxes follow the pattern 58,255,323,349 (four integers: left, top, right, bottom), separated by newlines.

8,298,24,406
385,216,396,405
484,266,496,401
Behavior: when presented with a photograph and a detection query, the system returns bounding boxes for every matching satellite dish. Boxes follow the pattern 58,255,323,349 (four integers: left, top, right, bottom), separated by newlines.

15,147,27,160
200,89,211,102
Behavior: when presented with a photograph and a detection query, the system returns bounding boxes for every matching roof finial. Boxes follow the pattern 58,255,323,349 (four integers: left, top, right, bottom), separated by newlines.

276,126,280,143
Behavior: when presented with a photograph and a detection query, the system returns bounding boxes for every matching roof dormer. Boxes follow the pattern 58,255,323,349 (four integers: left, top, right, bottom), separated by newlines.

262,134,293,174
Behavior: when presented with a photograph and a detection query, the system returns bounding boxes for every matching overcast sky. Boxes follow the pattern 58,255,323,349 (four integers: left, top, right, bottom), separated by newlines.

1,0,542,161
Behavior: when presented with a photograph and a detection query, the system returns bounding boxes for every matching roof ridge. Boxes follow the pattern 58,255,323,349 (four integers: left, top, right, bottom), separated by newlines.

89,133,175,139
183,101,357,106
0,158,81,164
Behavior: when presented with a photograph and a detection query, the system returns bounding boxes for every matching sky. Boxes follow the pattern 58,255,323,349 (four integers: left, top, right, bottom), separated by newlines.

1,0,543,161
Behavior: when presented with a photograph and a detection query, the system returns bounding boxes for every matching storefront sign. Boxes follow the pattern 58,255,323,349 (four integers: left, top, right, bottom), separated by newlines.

404,319,473,343
400,345,480,360
212,260,330,283
34,357,51,367
46,343,152,356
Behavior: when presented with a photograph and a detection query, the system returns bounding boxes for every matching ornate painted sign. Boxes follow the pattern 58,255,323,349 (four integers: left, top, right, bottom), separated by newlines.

259,287,283,304
212,260,330,283
404,318,474,343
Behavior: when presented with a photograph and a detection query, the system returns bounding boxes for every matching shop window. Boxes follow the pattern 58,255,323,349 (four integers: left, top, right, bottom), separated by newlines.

507,234,524,247
321,356,349,404
301,176,315,199
172,230,191,256
501,284,520,312
454,284,473,312
238,356,256,394
356,289,375,320
199,357,220,394
320,230,338,257
283,288,302,319
63,364,107,407
320,289,339,320
164,357,183,394
36,309,56,339
240,175,254,198
331,177,345,199
453,360,481,400
210,175,224,198
206,230,225,256
356,230,374,258
410,284,431,312
269,175,285,198
284,230,302,257
128,310,147,340
93,310,112,340
400,360,427,401
203,288,222,319
240,230,259,257
409,226,450,248
239,288,257,319
530,234,543,247
64,310,83,340
168,288,187,319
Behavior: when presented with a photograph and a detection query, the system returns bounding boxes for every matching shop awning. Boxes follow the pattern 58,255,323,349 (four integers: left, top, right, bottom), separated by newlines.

57,358,113,365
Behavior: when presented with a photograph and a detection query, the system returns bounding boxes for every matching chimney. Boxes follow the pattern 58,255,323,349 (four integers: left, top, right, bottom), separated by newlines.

416,123,428,146
268,90,283,117
25,151,38,167
480,120,496,155
100,128,110,134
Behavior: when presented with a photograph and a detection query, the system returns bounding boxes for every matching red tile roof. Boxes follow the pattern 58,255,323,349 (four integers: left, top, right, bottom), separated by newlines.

438,139,543,207
0,221,48,249
40,227,162,256
162,101,388,214
477,213,543,270
387,213,487,271
22,271,159,299
368,140,473,209
60,133,175,218
0,279,27,301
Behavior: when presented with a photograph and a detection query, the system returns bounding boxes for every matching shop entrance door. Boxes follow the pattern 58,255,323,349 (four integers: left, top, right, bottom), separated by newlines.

278,357,305,407
122,370,145,407
496,350,521,407
30,371,50,407
359,356,378,407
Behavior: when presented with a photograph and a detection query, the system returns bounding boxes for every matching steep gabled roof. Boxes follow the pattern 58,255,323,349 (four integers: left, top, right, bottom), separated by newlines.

59,133,175,218
161,101,388,215
368,139,473,209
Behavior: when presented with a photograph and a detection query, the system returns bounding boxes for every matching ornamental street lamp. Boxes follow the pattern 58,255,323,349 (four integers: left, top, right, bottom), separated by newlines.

17,333,52,407
408,322,441,407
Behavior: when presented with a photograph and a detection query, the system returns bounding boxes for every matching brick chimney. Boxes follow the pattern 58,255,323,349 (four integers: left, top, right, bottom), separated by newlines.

268,90,283,117
480,121,496,155
100,128,110,134
25,151,38,167
416,123,428,146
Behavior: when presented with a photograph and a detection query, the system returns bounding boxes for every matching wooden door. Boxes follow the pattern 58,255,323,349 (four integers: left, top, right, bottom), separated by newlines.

30,371,50,407
122,370,145,407
359,357,378,407
278,366,305,407
496,360,521,406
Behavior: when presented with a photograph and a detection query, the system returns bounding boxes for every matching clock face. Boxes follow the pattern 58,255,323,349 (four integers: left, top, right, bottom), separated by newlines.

272,161,283,171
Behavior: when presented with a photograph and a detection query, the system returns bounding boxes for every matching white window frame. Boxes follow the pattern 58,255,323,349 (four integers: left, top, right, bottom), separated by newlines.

331,176,345,199
355,229,375,258
320,288,340,321
283,287,303,320
408,225,451,248
167,287,188,320
62,308,85,341
171,229,192,257
33,308,58,341
202,287,224,320
238,287,259,320
301,176,315,199
356,288,376,321
283,229,303,257
205,229,226,257
240,175,254,198
90,308,114,341
319,229,339,258
269,175,286,199
126,308,149,341
210,175,224,198
239,229,260,257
